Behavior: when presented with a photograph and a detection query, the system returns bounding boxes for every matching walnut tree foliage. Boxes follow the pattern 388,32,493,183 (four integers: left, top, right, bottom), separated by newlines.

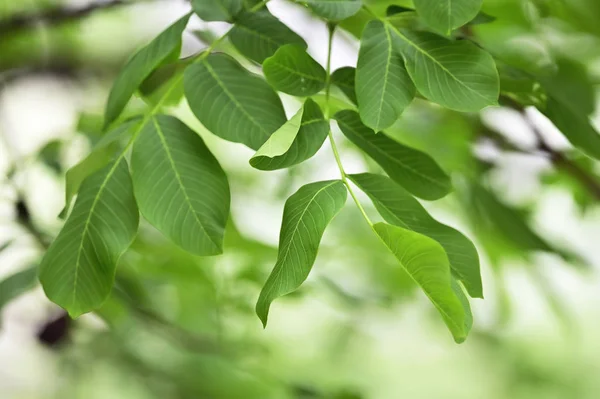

3,0,599,345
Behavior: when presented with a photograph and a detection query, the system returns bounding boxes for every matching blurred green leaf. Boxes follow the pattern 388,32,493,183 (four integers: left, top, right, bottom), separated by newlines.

40,158,139,318
191,0,242,22
184,53,287,150
0,266,38,313
131,115,230,256
335,110,452,200
413,0,483,35
263,45,326,96
256,180,347,327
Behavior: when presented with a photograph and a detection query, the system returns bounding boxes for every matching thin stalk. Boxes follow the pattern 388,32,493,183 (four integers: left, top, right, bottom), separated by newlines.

323,23,373,227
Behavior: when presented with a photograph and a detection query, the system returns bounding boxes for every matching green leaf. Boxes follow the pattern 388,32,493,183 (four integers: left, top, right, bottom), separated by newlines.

389,26,499,112
452,277,473,334
356,20,415,131
104,13,191,128
229,10,307,64
191,0,242,22
60,120,138,219
298,0,362,20
40,158,139,318
335,110,451,200
331,67,357,104
0,266,38,312
250,98,329,170
263,45,326,96
256,180,347,326
184,53,287,150
413,0,483,35
131,115,230,256
139,59,191,107
373,222,467,343
349,173,482,298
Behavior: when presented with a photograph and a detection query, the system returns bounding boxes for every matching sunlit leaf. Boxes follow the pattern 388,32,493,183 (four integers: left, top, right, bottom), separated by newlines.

40,158,139,317
356,20,415,131
413,0,483,35
229,10,307,64
191,0,242,22
256,180,347,326
0,266,38,312
373,222,467,342
184,53,287,150
104,13,190,128
251,99,329,170
350,173,482,298
335,110,451,200
298,0,362,20
131,115,230,256
263,45,326,96
389,26,499,112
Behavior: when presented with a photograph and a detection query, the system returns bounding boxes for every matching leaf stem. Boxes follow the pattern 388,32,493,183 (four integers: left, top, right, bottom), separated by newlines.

249,0,271,12
323,23,373,227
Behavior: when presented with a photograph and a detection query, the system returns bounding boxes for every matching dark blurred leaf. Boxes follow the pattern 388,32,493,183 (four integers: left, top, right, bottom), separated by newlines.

191,0,242,22
38,140,62,173
0,266,38,313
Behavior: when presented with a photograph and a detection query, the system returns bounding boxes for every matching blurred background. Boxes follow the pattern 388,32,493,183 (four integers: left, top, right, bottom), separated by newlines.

2,0,600,398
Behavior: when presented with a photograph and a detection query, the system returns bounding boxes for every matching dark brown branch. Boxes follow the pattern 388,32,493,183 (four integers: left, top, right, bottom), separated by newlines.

0,0,153,34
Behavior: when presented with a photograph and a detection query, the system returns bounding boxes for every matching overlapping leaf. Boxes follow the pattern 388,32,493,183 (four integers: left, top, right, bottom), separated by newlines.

104,13,190,128
263,45,326,96
60,120,138,218
389,26,499,112
414,0,484,35
373,222,467,342
350,173,482,298
184,53,287,150
251,99,329,170
131,115,230,256
229,10,307,64
331,67,357,104
192,0,242,22
40,158,139,317
256,180,347,326
356,20,415,131
335,110,451,200
0,266,38,313
299,0,362,20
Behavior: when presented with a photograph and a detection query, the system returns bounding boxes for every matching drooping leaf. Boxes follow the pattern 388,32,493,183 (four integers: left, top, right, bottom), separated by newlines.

229,10,307,64
250,98,329,170
349,173,482,298
40,158,139,318
373,222,467,343
356,20,415,131
104,13,191,128
452,277,473,334
191,0,242,22
389,26,499,112
184,53,287,150
413,0,483,35
335,110,451,200
331,67,357,104
0,266,38,312
298,0,362,21
263,45,326,96
60,120,139,219
131,115,230,256
256,180,347,326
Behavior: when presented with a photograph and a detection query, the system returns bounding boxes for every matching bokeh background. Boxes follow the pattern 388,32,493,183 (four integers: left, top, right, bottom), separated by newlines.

2,0,600,398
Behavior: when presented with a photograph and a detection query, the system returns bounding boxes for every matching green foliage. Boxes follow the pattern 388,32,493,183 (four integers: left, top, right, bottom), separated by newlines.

256,180,347,326
39,0,600,346
0,266,38,314
263,45,326,96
